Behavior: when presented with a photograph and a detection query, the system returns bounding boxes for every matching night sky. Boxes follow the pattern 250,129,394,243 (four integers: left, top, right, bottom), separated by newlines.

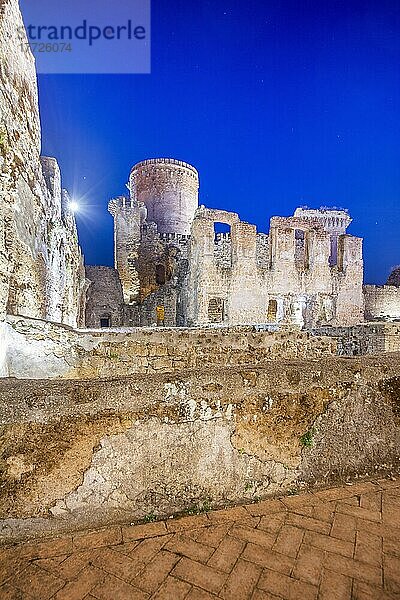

21,0,400,283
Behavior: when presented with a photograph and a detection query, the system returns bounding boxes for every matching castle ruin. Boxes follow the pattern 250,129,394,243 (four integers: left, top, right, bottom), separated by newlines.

85,158,365,329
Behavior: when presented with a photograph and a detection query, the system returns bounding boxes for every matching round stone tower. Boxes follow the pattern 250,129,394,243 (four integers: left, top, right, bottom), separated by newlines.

129,158,199,235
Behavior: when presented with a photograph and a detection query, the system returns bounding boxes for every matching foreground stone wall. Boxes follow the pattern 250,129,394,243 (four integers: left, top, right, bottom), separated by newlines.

0,355,399,542
0,315,336,379
364,285,400,321
312,322,400,356
0,0,85,326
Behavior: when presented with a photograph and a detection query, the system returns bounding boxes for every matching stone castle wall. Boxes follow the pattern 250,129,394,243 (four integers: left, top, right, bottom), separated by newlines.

186,207,364,328
0,315,336,379
129,159,199,235
0,0,85,327
312,322,400,356
0,353,399,543
85,266,125,328
364,285,400,321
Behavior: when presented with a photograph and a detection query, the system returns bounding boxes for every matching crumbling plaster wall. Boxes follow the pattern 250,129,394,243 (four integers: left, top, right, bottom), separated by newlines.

0,0,85,326
0,355,399,543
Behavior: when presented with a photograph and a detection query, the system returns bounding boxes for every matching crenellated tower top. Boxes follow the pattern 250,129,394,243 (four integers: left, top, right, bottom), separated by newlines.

128,158,199,235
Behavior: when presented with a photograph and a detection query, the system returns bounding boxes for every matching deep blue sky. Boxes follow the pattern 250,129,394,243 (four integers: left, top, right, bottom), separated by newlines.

23,0,400,283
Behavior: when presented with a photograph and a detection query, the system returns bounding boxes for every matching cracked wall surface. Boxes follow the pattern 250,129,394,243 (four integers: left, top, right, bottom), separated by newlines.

0,355,399,543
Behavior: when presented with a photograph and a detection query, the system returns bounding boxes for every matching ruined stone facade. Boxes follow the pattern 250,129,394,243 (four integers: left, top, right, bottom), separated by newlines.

87,158,364,329
0,0,86,328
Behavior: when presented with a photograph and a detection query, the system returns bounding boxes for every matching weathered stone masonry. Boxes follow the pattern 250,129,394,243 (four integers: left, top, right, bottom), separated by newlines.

89,157,365,330
0,354,399,543
0,0,85,327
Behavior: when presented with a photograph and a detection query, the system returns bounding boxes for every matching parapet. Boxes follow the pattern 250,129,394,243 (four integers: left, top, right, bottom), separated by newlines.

294,207,352,232
130,158,199,181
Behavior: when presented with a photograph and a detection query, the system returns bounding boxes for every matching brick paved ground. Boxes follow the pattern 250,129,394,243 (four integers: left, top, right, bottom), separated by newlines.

0,479,399,599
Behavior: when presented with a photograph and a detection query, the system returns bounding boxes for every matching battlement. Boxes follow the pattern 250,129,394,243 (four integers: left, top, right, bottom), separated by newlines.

130,158,199,181
159,232,191,243
294,207,352,231
128,157,199,236
108,196,134,216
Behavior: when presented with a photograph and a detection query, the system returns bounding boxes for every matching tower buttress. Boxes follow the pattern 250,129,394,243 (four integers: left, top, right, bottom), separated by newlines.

108,196,144,304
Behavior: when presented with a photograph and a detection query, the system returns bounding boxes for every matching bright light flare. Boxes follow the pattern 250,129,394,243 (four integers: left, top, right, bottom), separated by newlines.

68,200,80,214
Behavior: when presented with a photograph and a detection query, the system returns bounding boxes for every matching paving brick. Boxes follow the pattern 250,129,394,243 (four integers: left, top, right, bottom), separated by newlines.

185,587,219,599
315,486,359,502
312,503,335,523
280,493,322,509
207,506,253,523
258,567,318,600
355,530,382,566
219,558,261,599
0,582,32,600
172,557,228,594
303,530,354,557
316,483,378,502
113,540,141,556
91,574,149,600
383,538,400,557
207,535,245,572
50,549,94,580
122,521,167,541
272,525,303,557
352,580,396,600
360,492,382,513
129,536,172,564
132,550,180,594
383,554,400,594
356,519,400,542
12,563,64,600
252,590,281,600
0,557,29,586
13,537,73,560
53,565,105,600
241,542,294,575
167,514,209,532
244,499,285,516
165,533,214,563
324,551,382,587
336,496,360,507
330,513,357,543
73,527,122,550
257,512,286,535
150,575,191,599
292,544,324,586
195,523,231,548
229,524,275,548
376,478,400,490
286,513,331,534
318,568,352,600
91,546,145,580
336,504,382,523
